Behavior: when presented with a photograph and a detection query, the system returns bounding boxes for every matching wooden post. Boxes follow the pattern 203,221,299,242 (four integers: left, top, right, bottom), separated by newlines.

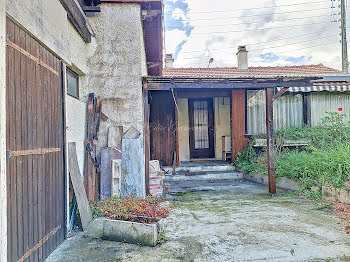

143,82,150,195
174,90,180,166
0,2,7,260
265,88,276,194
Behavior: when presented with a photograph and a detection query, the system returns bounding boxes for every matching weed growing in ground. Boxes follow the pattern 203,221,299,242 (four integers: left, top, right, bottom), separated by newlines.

235,112,350,197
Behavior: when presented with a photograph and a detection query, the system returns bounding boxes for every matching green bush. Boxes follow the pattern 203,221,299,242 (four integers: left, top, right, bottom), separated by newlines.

235,112,350,194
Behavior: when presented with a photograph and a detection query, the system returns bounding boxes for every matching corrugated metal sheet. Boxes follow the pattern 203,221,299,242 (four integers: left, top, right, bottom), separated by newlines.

310,93,350,126
284,83,350,92
247,90,303,134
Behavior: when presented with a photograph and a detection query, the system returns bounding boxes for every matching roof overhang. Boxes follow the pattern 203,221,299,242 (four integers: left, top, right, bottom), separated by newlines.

144,76,323,90
102,0,163,76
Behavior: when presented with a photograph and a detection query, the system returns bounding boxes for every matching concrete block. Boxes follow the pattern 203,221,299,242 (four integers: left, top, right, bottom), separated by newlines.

108,126,123,148
244,173,301,191
121,138,145,197
84,218,105,239
100,147,122,200
103,219,158,247
112,159,122,197
123,126,141,139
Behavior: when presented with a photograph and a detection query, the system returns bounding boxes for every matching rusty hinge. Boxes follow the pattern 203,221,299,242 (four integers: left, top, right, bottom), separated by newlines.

7,148,61,158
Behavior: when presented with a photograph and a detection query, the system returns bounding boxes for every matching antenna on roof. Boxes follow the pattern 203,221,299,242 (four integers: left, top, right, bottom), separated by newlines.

208,58,214,68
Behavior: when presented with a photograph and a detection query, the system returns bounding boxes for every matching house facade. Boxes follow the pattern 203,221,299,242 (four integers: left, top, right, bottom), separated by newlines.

0,0,163,261
144,50,345,167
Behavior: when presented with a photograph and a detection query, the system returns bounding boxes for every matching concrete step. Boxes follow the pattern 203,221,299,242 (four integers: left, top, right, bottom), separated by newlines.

164,170,243,182
163,164,235,173
166,180,244,194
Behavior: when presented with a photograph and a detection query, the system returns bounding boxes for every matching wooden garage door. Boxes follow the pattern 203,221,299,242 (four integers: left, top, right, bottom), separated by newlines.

6,19,66,262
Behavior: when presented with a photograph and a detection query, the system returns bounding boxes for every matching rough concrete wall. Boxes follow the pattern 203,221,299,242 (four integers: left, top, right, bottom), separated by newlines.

68,22,95,75
66,96,87,174
214,97,231,160
83,3,146,148
0,0,7,260
178,98,190,162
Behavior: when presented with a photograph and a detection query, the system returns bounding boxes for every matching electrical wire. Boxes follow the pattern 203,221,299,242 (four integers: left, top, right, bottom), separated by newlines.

164,7,332,22
178,34,340,60
163,20,336,36
166,14,339,29
175,29,339,54
165,0,331,15
185,41,339,67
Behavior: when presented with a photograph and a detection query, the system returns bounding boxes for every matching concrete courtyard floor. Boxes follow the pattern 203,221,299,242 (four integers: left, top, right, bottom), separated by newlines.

47,181,350,262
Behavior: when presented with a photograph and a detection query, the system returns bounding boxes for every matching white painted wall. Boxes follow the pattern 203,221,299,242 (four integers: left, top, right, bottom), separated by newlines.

0,0,7,260
178,98,190,162
66,96,86,175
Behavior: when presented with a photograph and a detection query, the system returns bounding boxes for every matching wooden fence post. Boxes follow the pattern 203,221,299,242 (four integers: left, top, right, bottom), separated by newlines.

265,88,276,194
0,2,7,260
143,81,150,195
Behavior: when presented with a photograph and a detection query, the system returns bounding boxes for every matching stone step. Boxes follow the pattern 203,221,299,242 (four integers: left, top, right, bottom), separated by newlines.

163,170,243,182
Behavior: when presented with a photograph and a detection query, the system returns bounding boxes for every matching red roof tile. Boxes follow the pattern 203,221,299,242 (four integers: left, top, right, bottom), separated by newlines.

162,64,341,78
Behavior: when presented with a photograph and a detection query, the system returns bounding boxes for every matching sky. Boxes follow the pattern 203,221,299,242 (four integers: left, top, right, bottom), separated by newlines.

163,0,344,69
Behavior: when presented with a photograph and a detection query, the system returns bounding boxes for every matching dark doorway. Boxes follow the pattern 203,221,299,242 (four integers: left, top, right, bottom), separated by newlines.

189,98,215,159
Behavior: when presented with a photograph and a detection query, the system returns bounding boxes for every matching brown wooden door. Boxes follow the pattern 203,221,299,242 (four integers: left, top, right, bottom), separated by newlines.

6,19,66,262
149,91,176,166
189,98,215,159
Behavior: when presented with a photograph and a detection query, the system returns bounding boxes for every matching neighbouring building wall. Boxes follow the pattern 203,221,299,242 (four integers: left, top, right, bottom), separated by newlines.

214,97,231,160
178,98,190,162
0,0,7,260
82,3,147,148
310,93,350,126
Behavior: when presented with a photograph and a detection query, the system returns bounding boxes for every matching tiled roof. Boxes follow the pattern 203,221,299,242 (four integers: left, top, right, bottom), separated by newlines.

162,64,341,78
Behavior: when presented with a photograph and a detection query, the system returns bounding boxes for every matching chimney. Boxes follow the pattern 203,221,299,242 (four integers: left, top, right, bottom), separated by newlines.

236,46,248,71
165,54,174,68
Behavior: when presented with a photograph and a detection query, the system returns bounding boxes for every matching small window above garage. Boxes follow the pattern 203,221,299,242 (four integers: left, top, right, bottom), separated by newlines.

67,68,79,99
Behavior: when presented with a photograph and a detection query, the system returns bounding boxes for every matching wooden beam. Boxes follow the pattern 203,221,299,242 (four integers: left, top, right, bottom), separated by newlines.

68,143,93,230
177,89,232,98
272,87,289,102
147,81,315,90
265,88,277,194
143,82,150,195
59,0,92,43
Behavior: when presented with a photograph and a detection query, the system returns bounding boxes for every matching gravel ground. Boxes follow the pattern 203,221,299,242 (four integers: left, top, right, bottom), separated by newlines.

46,181,350,262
